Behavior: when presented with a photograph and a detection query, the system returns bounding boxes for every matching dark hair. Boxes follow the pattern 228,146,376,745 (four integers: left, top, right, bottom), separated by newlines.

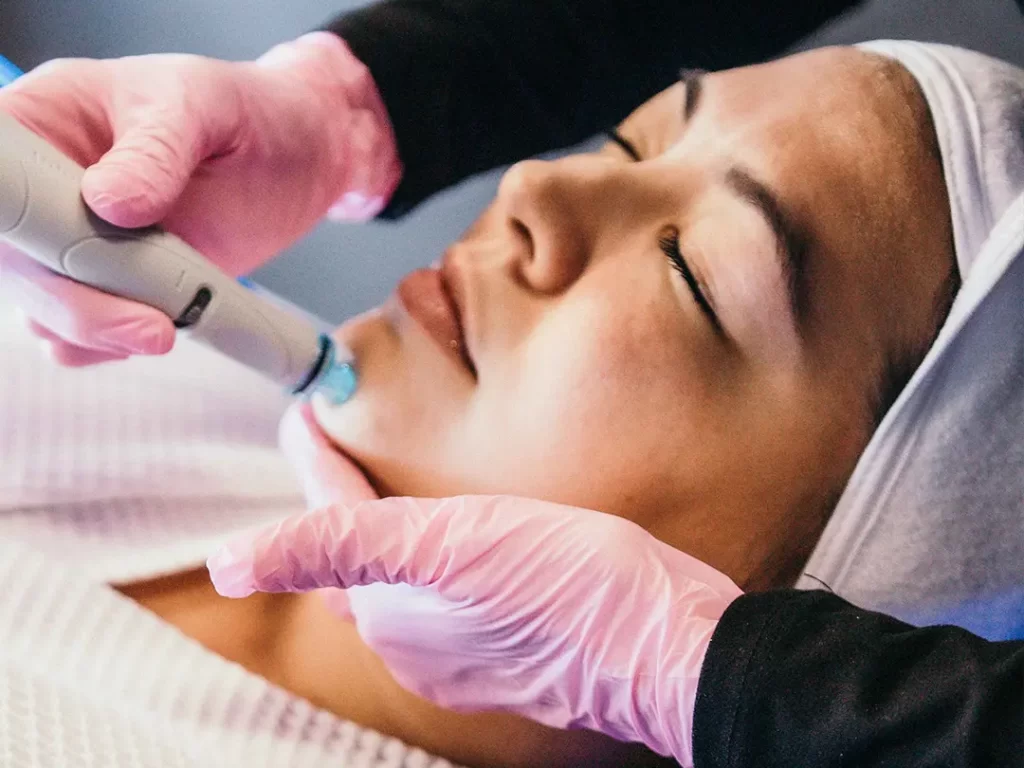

868,258,961,429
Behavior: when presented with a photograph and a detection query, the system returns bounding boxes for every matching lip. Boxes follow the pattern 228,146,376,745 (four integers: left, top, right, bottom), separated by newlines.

396,266,476,376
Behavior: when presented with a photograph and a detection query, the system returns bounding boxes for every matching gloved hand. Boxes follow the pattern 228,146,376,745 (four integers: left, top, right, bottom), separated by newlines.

0,33,401,366
207,405,743,767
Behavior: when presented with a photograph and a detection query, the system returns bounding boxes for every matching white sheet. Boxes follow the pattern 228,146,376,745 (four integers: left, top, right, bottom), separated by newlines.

0,539,455,768
0,301,306,582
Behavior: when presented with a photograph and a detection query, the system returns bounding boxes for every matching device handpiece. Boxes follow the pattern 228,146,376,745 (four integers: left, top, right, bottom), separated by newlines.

0,111,357,403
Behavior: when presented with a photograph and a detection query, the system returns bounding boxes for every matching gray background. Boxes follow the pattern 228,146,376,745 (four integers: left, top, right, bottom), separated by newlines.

2,0,1023,323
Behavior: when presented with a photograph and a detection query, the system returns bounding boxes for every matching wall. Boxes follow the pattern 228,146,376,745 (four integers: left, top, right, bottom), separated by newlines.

2,0,1022,322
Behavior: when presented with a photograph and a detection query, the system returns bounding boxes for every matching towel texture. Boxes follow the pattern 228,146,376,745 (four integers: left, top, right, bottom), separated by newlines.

0,299,306,583
0,540,455,768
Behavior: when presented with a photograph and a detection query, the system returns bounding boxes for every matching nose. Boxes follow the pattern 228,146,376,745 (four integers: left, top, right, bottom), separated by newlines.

496,156,621,294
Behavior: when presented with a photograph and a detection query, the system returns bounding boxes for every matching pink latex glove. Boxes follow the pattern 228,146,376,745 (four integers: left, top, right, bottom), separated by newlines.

0,33,401,366
208,405,743,767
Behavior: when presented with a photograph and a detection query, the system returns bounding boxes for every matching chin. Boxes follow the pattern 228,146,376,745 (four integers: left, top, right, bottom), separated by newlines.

313,307,400,440
309,389,455,501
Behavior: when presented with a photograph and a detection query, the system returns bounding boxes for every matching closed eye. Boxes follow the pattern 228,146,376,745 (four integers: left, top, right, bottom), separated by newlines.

659,227,723,334
605,129,641,161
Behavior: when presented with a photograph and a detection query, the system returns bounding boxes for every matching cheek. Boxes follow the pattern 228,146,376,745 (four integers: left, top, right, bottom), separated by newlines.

466,300,704,510
517,298,704,430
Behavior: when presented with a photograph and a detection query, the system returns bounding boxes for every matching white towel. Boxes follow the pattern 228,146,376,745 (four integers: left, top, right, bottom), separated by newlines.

0,300,306,583
0,539,456,768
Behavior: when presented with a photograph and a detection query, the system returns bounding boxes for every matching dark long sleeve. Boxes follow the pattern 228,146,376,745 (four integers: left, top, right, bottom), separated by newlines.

693,590,1024,768
325,0,864,216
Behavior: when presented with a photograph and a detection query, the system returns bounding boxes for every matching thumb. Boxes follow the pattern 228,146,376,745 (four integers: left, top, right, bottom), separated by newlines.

82,115,200,229
207,496,466,599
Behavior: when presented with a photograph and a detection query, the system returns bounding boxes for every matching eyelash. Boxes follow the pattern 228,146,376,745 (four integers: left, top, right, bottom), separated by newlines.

605,129,641,162
658,228,722,333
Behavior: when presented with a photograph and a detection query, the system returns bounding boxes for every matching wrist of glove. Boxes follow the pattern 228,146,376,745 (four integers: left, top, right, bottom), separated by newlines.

207,405,742,767
256,32,401,221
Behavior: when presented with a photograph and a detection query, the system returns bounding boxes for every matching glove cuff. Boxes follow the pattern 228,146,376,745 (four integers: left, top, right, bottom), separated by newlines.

259,32,403,221
632,557,742,766
644,617,717,768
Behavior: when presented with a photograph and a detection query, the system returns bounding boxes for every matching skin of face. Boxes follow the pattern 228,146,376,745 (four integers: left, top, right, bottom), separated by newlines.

313,46,954,591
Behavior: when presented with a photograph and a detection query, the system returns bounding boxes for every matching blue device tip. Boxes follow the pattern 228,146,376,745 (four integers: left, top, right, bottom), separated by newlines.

305,336,358,405
314,358,359,405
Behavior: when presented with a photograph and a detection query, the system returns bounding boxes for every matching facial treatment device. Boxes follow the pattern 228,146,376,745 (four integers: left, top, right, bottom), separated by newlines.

0,59,357,404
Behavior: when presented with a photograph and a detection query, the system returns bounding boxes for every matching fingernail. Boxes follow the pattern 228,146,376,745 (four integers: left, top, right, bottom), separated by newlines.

207,547,256,598
83,172,127,212
86,190,122,212
83,171,151,226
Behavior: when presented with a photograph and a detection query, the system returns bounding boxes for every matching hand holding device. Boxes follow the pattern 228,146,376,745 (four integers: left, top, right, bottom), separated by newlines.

0,35,400,372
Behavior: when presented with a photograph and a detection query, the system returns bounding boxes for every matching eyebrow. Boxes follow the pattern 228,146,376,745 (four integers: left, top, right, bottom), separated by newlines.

680,69,706,122
725,167,809,329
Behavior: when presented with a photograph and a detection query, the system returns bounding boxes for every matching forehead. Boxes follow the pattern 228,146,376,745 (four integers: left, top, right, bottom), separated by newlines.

708,48,876,120
621,50,904,237
689,50,893,184
703,54,924,261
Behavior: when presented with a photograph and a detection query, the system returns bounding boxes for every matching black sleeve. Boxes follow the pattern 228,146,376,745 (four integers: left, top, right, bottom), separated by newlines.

324,0,864,216
693,590,1024,768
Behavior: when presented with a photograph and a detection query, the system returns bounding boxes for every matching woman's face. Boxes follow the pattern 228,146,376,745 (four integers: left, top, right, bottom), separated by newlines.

314,47,953,588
